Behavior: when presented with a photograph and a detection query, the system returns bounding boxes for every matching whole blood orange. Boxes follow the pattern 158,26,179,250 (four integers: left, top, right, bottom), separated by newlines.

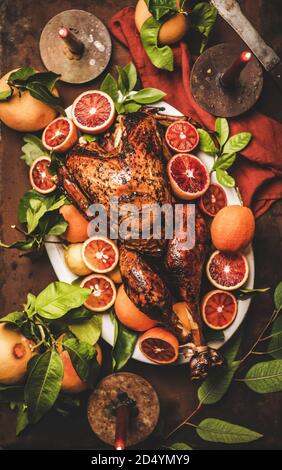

139,327,179,364
211,205,255,253
115,285,157,332
201,290,238,330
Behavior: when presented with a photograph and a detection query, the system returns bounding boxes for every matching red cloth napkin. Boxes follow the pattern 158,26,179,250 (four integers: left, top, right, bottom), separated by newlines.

109,7,282,217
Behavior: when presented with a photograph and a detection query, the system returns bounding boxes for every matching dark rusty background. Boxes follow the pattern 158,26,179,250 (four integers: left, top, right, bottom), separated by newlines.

0,0,282,450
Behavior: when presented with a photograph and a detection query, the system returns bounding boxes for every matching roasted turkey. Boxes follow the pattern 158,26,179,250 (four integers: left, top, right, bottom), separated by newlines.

58,109,224,379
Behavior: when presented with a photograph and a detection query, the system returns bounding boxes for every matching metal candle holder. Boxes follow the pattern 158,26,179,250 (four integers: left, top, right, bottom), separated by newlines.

39,9,112,84
191,43,264,117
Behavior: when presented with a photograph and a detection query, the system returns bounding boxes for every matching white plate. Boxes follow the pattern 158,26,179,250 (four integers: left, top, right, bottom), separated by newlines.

46,101,254,364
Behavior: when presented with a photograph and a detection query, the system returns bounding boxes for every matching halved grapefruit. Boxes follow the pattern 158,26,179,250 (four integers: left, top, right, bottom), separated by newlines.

72,90,115,134
29,156,57,194
80,274,116,312
165,120,199,153
201,290,238,330
167,153,210,200
82,237,119,274
42,117,78,153
207,250,249,291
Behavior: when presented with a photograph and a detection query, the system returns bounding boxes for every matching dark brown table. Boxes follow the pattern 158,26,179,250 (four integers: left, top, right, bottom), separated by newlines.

0,0,282,450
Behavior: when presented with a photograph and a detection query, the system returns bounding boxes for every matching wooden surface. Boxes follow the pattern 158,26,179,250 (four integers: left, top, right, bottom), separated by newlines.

0,0,282,450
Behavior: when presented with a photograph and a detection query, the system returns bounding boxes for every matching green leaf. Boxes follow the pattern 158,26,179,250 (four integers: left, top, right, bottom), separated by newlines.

47,219,68,236
235,287,270,301
100,73,119,102
16,403,29,435
216,168,235,188
64,306,93,322
169,442,192,450
198,334,242,404
196,418,262,444
223,132,252,155
8,67,36,84
268,316,282,359
81,134,97,143
140,17,174,72
132,87,166,104
69,314,102,345
63,338,96,382
197,128,217,155
112,317,138,371
0,385,24,404
189,3,217,53
26,82,64,113
115,102,126,114
35,281,91,319
0,237,38,253
18,190,49,223
274,281,282,310
117,65,129,95
0,89,13,101
123,63,137,91
215,118,229,147
243,359,282,393
213,153,236,171
25,350,64,424
0,311,24,325
27,71,60,92
203,325,224,343
21,134,49,167
24,292,37,318
54,393,80,417
123,102,142,114
146,0,177,21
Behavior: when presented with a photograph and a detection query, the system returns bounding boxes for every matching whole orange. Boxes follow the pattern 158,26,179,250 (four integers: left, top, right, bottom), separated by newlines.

115,284,157,332
0,69,58,131
60,204,89,243
211,205,255,253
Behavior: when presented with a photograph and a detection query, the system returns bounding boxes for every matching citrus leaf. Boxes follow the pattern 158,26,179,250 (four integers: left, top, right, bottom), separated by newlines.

274,281,282,310
213,153,236,171
235,287,270,301
26,71,60,91
26,82,64,113
196,418,262,443
222,132,252,155
215,168,235,188
16,403,29,435
0,311,25,325
145,0,177,20
112,319,138,371
123,102,142,114
117,65,129,95
140,17,174,72
203,325,224,343
63,338,96,382
8,67,36,83
0,89,13,101
123,63,137,91
197,128,217,155
268,316,282,359
35,282,91,319
100,73,119,102
47,219,68,236
20,134,49,167
189,3,217,53
170,442,192,450
25,350,64,424
215,118,229,148
69,314,102,345
132,87,166,104
243,359,282,393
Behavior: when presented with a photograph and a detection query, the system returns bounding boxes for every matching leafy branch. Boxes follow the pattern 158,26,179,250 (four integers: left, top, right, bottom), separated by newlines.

197,117,252,188
0,67,64,113
167,282,282,448
100,62,166,114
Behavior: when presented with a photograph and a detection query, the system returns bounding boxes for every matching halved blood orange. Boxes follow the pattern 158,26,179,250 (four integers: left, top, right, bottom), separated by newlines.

80,274,116,312
201,290,238,330
167,154,210,200
139,327,179,364
29,156,57,194
199,183,227,217
207,250,249,291
82,237,119,274
165,120,199,153
72,90,115,134
42,117,78,153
